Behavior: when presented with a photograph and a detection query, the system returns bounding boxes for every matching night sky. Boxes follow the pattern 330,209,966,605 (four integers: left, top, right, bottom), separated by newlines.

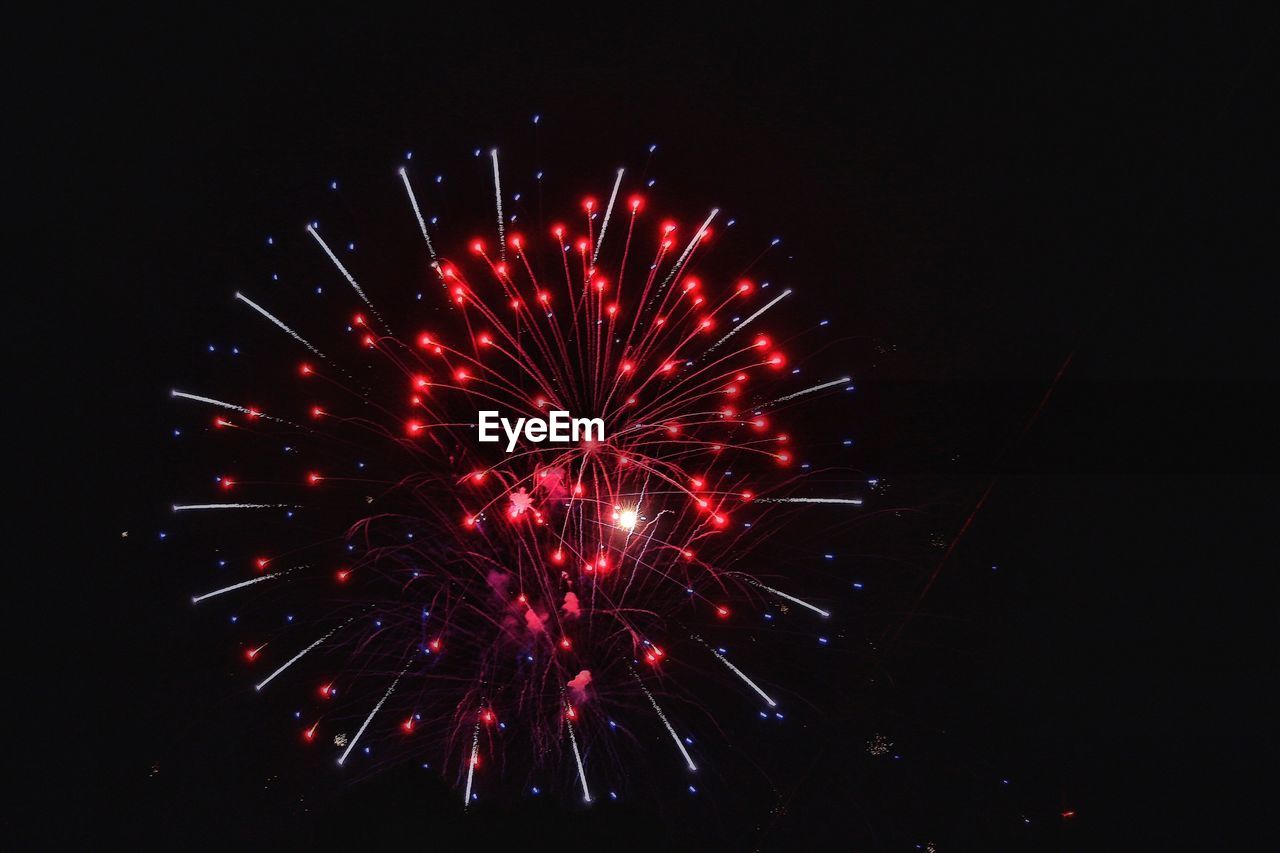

18,8,1277,850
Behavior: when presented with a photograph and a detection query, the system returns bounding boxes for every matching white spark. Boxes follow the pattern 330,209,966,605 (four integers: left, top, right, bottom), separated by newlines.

169,389,292,425
396,166,438,264
191,572,281,604
763,375,852,406
696,635,776,707
172,503,297,512
306,224,387,330
490,148,505,261
708,288,792,353
463,721,480,807
664,207,718,287
254,618,353,692
566,711,592,803
337,660,412,766
758,497,863,506
234,292,328,359
592,167,625,266
747,580,831,618
634,672,697,771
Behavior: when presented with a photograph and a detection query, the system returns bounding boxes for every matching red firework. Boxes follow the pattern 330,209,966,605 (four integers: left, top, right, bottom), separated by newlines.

172,150,851,805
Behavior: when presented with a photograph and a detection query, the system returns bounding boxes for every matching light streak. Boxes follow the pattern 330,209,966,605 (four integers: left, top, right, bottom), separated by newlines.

745,579,831,618
169,389,293,425
463,719,480,807
664,208,718,286
192,571,282,604
337,660,412,766
763,375,852,406
695,634,777,707
234,291,328,359
306,224,387,330
397,166,438,264
592,167,625,266
255,618,354,692
708,287,792,353
758,497,863,506
490,148,505,261
634,671,697,771
172,503,297,512
566,710,592,803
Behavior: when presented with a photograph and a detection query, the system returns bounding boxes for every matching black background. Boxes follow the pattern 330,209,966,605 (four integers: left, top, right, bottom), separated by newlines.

15,7,1278,850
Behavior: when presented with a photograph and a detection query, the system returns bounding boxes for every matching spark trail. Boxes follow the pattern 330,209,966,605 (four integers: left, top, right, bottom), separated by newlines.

758,497,863,506
490,148,505,261
762,375,852,406
191,571,283,604
234,291,329,359
172,503,298,512
708,287,792,353
306,223,387,331
592,167,625,266
169,389,294,425
695,635,777,707
744,579,831,618
338,660,413,766
566,710,592,803
255,618,355,692
634,671,697,771
463,719,480,807
397,167,438,264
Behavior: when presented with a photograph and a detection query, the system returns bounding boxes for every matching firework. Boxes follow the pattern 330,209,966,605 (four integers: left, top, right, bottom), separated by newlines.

168,143,859,804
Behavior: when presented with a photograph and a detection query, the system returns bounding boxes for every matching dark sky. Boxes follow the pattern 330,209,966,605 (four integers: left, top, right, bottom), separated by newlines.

17,7,1277,850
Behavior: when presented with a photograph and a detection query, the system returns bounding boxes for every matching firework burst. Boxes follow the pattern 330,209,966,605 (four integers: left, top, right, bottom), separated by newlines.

170,146,857,805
